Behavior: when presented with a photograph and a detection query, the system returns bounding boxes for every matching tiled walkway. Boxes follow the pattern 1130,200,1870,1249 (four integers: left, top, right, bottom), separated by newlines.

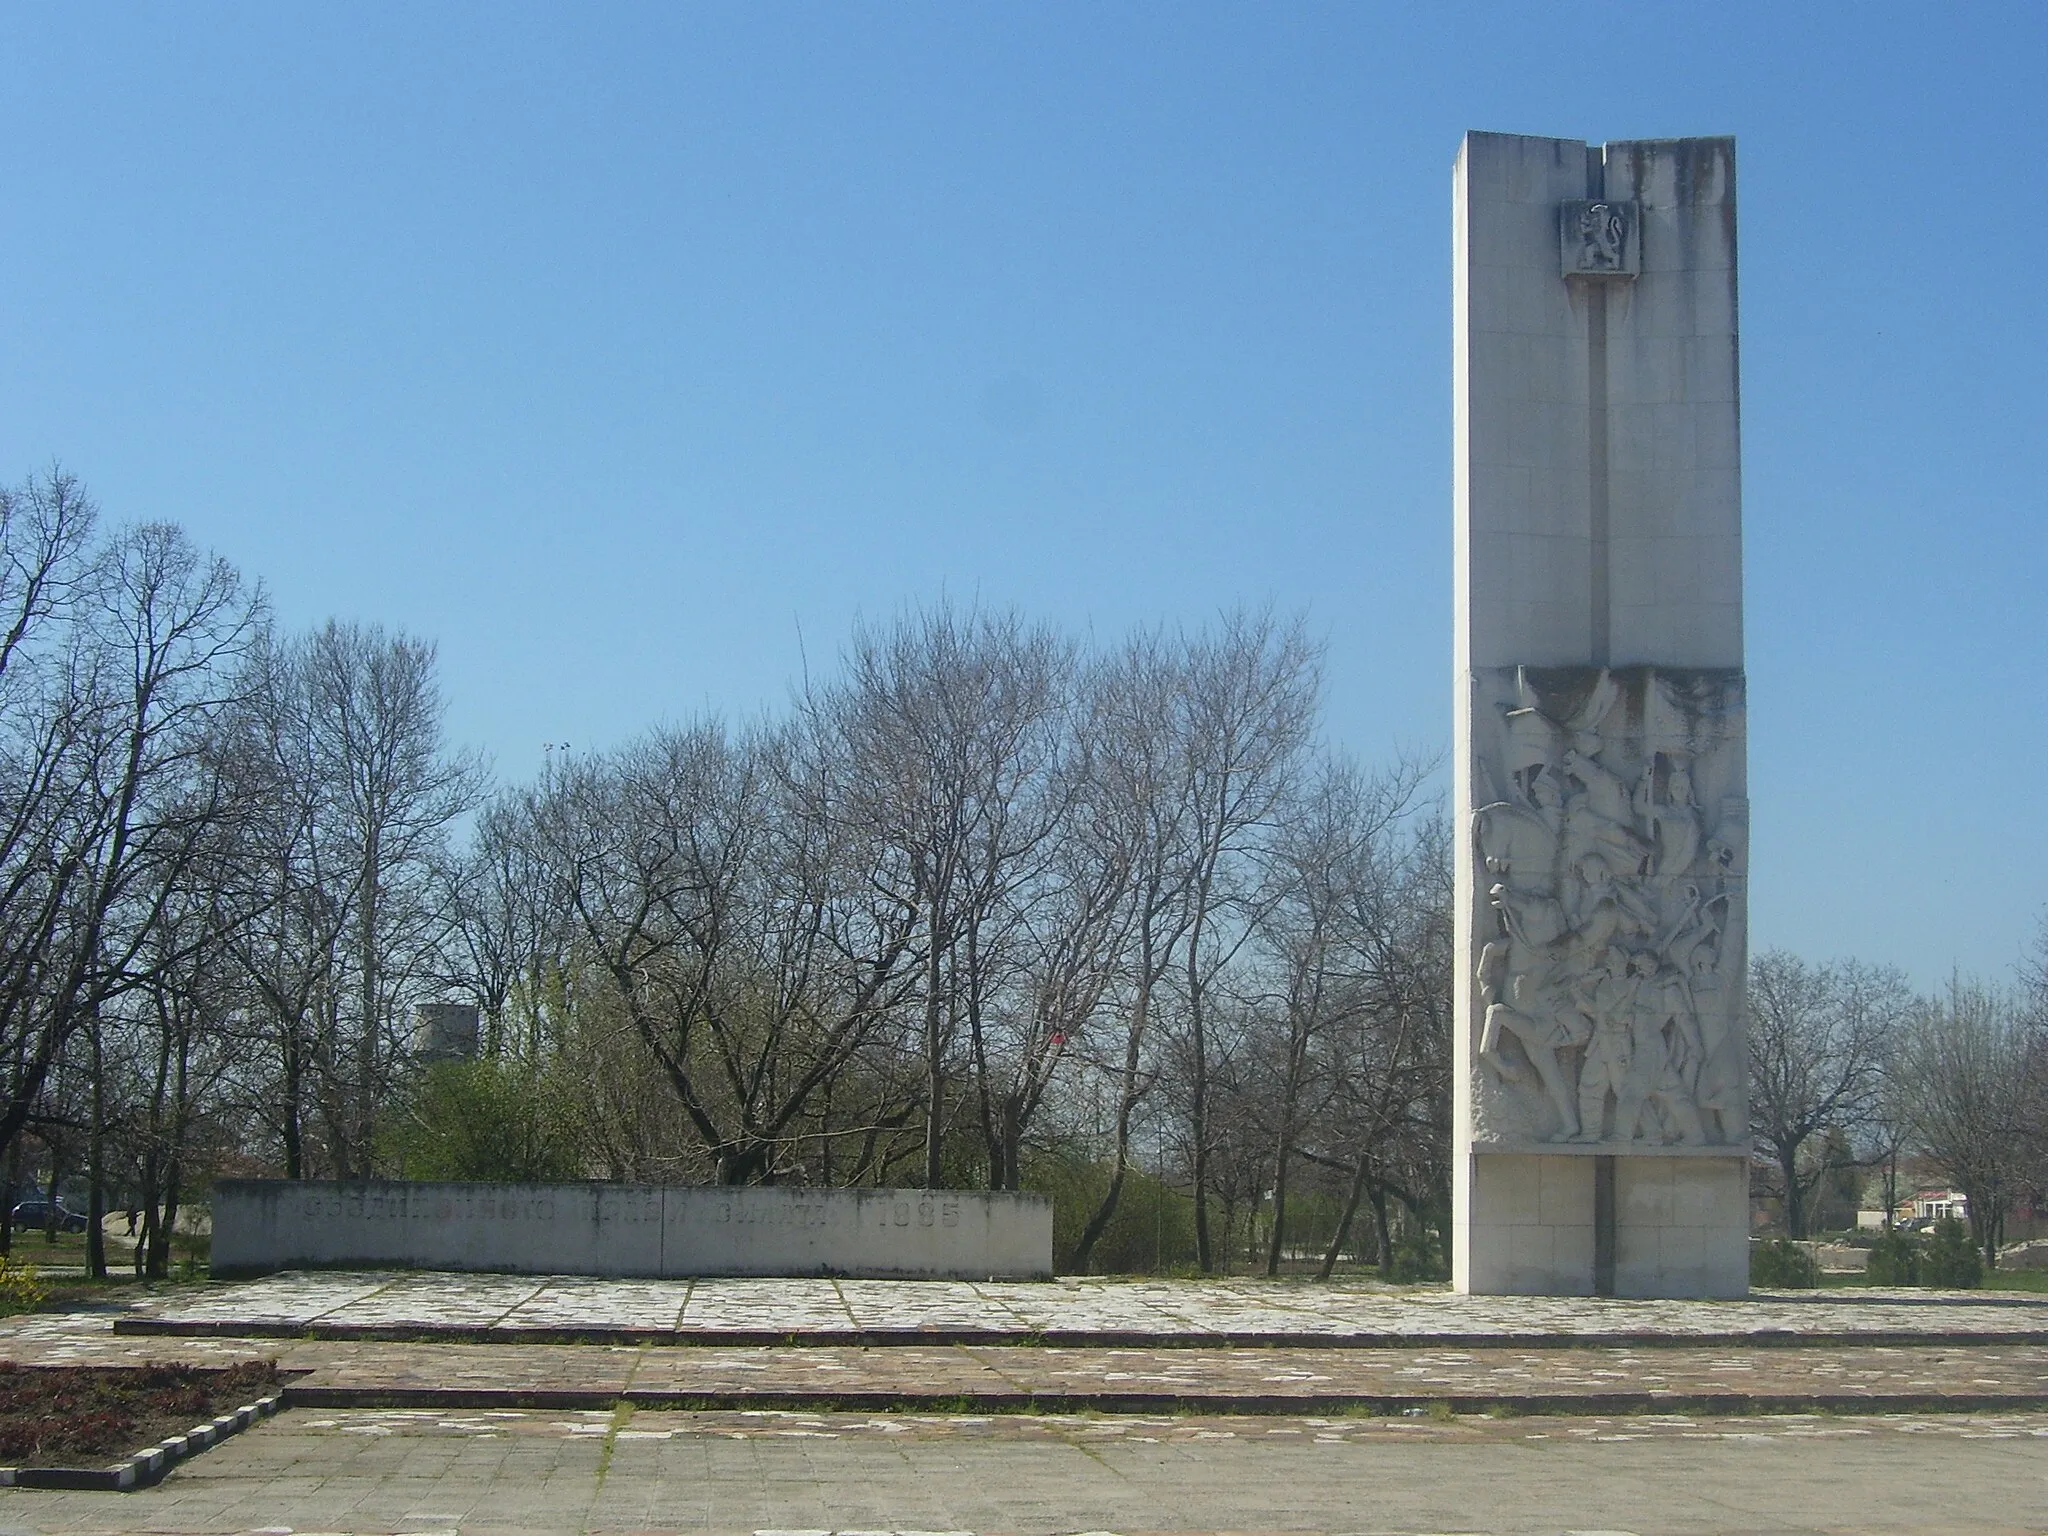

115,1272,2048,1346
4,1405,2046,1535
7,1281,2048,1533
11,1329,2048,1414
3,1276,2042,1415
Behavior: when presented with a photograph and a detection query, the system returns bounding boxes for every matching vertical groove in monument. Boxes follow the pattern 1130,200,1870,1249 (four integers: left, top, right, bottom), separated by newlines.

1584,150,1614,1294
1589,286,1605,671
1586,283,1611,666
1593,1155,1616,1296
1586,147,1612,668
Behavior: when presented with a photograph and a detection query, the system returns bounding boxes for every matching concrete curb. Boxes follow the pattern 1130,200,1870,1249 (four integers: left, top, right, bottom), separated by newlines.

112,1317,2048,1350
0,1390,283,1491
280,1382,2048,1418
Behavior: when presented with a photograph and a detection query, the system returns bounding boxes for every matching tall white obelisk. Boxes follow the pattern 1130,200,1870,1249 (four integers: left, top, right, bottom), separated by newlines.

1452,133,1749,1298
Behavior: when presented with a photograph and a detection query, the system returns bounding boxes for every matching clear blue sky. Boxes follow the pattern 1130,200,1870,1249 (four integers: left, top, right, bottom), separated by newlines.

3,5,2043,989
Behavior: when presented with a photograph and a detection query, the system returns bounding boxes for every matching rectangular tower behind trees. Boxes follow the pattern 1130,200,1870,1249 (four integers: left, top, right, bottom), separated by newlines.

1452,131,1749,1298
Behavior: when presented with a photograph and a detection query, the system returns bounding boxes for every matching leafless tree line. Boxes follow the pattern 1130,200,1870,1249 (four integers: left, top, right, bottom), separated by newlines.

448,603,1453,1273
1746,938,2048,1264
13,468,2037,1280
0,472,479,1275
0,471,1454,1276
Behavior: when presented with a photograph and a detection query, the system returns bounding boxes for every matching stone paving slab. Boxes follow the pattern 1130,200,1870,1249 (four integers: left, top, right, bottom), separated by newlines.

11,1310,2048,1414
282,1341,2048,1414
253,1401,2048,1445
4,1406,2048,1534
113,1273,2048,1347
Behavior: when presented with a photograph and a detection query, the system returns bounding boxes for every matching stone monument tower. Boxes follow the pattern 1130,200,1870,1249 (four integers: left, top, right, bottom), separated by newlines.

1452,132,1748,1298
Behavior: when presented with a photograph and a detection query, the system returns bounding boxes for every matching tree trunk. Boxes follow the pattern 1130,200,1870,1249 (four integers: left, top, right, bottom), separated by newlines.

38,1150,61,1244
1778,1144,1805,1238
0,1132,19,1258
922,918,945,1190
354,821,382,1180
1072,992,1149,1274
998,1097,1022,1192
1073,1153,1127,1274
1319,1155,1372,1281
85,1013,107,1279
1190,1065,1211,1269
132,1155,157,1277
148,1169,181,1280
1265,1137,1290,1278
1187,932,1212,1272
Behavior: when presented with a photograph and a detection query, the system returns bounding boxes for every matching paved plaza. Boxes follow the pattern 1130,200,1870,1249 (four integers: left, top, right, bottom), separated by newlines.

115,1274,2048,1346
0,1404,2042,1535
2,1276,2046,1533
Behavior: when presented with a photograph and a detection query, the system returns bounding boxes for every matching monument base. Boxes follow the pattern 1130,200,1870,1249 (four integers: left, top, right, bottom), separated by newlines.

1454,1153,1748,1298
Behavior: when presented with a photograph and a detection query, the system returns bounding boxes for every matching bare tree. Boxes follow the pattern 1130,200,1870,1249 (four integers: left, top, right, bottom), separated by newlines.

1900,976,2031,1266
444,792,575,1058
1250,752,1427,1275
1175,609,1321,1270
530,721,925,1183
1746,950,1911,1237
216,633,350,1177
122,861,248,1276
1065,634,1193,1270
1313,809,1453,1278
815,605,1073,1188
302,623,480,1174
0,504,256,1196
978,777,1128,1190
0,471,99,1233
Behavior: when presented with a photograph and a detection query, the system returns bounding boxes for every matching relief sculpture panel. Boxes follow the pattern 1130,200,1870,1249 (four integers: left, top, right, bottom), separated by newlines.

1468,666,1746,1152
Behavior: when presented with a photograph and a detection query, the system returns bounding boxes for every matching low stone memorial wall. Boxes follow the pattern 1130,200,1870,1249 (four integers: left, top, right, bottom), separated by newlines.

210,1180,1053,1280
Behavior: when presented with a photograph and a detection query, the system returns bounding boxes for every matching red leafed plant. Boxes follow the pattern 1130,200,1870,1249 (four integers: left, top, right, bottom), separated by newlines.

0,1361,280,1466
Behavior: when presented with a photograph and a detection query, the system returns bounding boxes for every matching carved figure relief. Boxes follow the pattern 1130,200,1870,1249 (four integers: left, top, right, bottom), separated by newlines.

1468,666,1745,1150
1559,199,1640,279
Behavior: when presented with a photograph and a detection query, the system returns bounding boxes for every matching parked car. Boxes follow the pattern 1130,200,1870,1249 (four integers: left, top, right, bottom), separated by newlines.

10,1198,89,1234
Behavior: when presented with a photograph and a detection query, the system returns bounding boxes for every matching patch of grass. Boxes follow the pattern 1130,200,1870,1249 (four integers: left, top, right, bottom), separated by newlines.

1815,1251,2045,1292
592,1401,632,1488
1982,1267,2048,1294
30,1272,209,1314
1,1231,139,1265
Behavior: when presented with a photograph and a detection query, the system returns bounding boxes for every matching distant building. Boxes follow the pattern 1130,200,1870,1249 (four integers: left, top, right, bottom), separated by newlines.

413,1003,480,1064
1907,1190,1969,1224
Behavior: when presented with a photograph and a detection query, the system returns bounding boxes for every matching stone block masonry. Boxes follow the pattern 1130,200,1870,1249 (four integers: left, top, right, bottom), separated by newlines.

210,1180,1053,1281
1452,131,1748,1298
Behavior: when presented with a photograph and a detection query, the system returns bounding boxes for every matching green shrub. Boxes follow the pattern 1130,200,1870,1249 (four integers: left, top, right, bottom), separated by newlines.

1864,1228,1921,1286
1920,1216,1983,1288
1023,1151,1197,1274
1750,1237,1820,1288
1386,1221,1449,1282
385,1057,586,1182
0,1259,46,1316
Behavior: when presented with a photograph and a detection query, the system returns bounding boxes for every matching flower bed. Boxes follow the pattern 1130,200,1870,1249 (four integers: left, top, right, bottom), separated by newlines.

0,1362,281,1485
